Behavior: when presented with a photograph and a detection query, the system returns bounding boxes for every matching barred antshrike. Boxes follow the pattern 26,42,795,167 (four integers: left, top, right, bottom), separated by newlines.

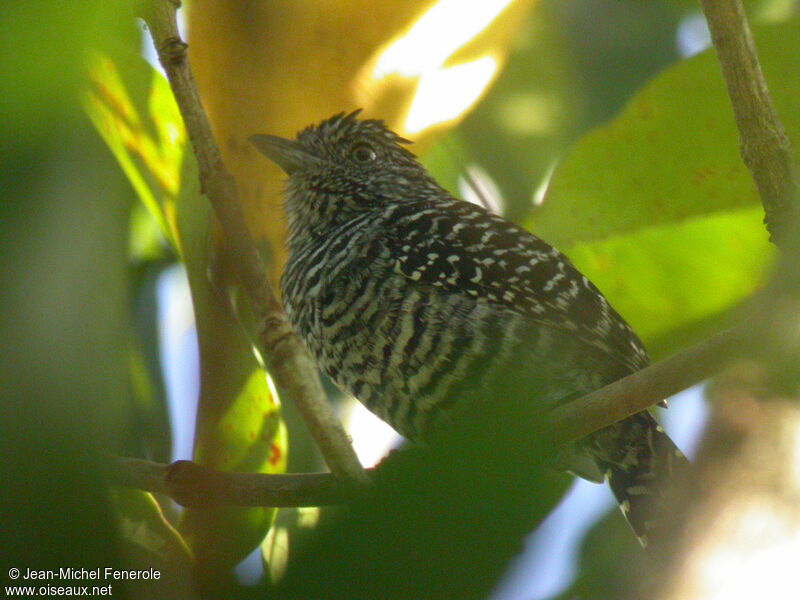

250,111,687,547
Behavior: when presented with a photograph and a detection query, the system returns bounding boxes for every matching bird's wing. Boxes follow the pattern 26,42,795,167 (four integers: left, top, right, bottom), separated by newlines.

381,199,649,374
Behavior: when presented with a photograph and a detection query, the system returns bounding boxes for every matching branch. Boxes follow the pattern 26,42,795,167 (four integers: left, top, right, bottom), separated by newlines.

109,324,753,506
700,0,800,248
135,0,365,483
105,455,360,507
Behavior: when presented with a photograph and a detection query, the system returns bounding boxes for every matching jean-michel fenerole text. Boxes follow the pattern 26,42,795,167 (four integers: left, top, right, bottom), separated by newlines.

20,567,161,581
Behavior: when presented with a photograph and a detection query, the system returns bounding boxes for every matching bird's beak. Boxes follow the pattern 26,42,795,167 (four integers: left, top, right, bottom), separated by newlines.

248,134,316,175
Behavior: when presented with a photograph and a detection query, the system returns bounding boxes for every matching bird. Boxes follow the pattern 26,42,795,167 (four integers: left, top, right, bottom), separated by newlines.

249,110,688,548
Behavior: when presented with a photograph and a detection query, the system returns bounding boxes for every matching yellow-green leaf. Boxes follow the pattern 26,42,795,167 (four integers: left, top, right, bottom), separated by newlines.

536,18,800,247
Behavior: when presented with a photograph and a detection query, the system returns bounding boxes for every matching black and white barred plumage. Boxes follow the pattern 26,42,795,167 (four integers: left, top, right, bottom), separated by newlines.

250,111,687,548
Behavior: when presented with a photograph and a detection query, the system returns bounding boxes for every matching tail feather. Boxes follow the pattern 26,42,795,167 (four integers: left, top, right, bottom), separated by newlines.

585,411,689,549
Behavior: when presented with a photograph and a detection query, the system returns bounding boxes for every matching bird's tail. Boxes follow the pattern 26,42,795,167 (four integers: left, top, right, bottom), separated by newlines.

585,411,689,549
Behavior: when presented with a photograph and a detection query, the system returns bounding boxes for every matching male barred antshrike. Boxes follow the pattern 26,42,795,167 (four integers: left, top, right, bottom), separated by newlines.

250,111,687,548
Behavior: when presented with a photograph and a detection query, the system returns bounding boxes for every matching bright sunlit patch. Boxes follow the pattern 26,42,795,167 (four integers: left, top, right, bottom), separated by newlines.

404,56,498,134
666,411,800,600
344,400,403,467
679,500,800,600
373,0,515,79
296,506,321,529
361,0,519,134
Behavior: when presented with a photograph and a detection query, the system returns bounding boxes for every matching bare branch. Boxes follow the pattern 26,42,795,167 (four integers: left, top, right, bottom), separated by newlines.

700,0,800,248
134,0,365,483
104,455,360,507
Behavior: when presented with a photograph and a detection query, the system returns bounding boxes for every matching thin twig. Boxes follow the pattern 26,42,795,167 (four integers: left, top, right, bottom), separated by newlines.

135,0,365,483
700,0,800,248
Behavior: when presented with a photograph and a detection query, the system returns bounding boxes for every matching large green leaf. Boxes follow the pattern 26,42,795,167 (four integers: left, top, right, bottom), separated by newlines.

85,53,180,250
535,18,800,247
566,206,774,357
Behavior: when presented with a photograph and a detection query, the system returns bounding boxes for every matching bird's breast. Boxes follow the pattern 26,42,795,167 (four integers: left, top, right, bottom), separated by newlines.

283,240,535,439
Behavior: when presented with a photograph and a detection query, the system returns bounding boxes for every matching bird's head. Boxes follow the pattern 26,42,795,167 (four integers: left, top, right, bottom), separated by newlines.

250,111,439,239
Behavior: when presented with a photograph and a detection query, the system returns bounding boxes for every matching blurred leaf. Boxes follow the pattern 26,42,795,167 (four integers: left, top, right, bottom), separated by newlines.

262,524,290,585
279,404,570,600
128,339,171,462
536,18,800,247
1,0,135,578
510,18,800,358
113,489,193,565
112,489,196,599
755,0,800,20
129,201,169,261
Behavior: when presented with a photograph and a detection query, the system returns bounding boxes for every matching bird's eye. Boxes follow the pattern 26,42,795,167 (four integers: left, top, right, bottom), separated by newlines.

352,144,377,164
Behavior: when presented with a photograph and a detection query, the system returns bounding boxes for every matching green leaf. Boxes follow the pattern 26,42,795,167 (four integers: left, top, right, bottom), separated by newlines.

84,52,183,252
535,17,800,248
565,206,774,358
